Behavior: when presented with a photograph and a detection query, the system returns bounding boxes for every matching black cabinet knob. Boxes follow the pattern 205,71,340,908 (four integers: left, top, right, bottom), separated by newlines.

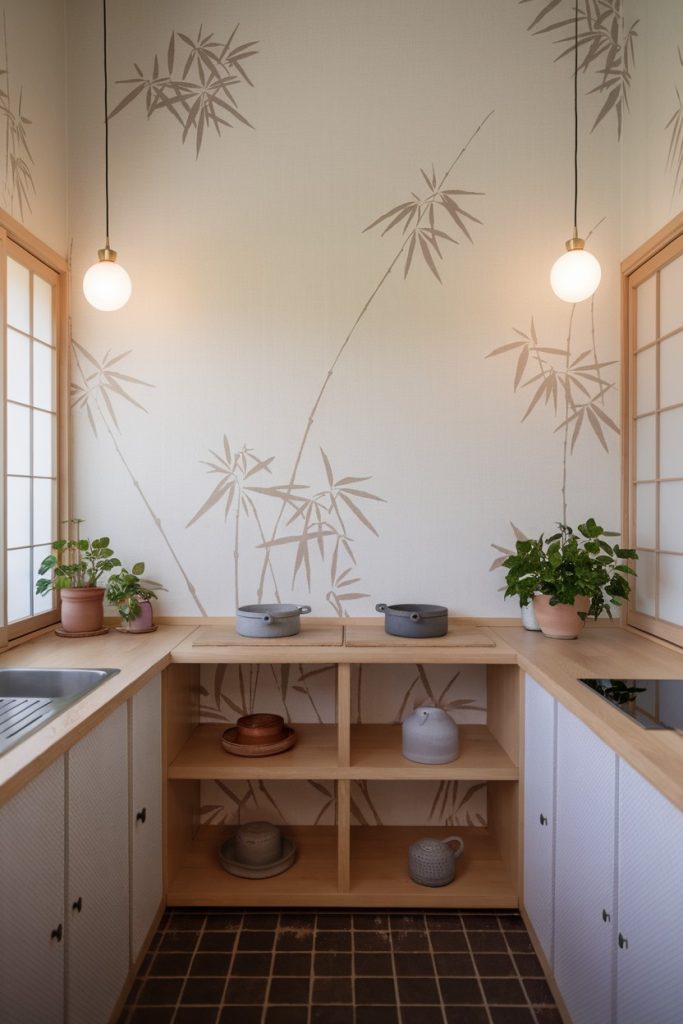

618,932,629,949
539,813,548,826
136,807,147,824
72,897,83,913
51,924,63,942
602,909,611,923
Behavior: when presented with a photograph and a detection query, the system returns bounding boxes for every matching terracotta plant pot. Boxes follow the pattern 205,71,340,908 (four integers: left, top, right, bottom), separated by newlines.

123,599,154,632
60,587,105,634
532,594,592,639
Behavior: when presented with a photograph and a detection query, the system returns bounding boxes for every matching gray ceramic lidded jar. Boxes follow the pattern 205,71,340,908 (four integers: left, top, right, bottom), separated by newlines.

234,821,282,866
402,706,459,764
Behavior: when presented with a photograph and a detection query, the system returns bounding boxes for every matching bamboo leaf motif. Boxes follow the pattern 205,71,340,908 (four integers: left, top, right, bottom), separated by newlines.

70,341,154,435
520,0,638,140
665,48,683,198
112,22,258,156
0,16,36,219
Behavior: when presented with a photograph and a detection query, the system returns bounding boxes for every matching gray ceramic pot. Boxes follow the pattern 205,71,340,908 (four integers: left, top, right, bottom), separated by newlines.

236,603,312,638
375,603,448,638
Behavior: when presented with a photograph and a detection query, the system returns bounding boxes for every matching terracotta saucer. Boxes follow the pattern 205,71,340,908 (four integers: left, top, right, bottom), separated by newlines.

55,626,110,638
219,836,297,879
115,624,158,634
221,725,297,757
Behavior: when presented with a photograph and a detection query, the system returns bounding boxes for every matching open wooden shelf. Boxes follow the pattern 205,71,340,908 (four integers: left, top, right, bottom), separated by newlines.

350,825,516,908
349,724,518,780
168,723,338,779
167,825,338,906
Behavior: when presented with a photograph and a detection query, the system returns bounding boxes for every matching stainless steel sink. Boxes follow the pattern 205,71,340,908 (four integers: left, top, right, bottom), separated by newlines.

0,668,120,754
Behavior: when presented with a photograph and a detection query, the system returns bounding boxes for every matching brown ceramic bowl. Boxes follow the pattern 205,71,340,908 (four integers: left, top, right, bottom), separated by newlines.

236,713,286,745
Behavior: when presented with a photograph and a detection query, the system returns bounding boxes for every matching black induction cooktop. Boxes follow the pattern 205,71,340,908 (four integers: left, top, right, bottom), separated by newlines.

579,678,683,730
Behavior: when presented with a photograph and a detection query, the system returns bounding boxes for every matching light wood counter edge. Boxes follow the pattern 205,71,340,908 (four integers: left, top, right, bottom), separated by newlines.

491,626,683,813
0,625,196,807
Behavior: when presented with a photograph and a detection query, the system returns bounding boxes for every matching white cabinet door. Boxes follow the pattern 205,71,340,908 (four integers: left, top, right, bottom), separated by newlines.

0,758,65,1024
616,759,683,1024
131,673,163,961
523,674,556,963
67,704,129,1024
554,705,617,1024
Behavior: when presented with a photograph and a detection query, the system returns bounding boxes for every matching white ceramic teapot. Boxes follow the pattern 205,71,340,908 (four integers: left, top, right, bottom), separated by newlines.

402,705,459,764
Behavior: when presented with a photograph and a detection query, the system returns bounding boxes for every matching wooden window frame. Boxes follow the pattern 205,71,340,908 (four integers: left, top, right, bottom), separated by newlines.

621,209,683,647
0,207,69,646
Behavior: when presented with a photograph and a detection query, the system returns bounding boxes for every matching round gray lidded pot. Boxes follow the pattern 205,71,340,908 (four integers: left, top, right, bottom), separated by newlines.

408,835,465,887
234,821,282,866
402,706,459,764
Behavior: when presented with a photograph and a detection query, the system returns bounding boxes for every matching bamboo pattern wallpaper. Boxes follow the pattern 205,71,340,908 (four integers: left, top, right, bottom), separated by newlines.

58,0,681,630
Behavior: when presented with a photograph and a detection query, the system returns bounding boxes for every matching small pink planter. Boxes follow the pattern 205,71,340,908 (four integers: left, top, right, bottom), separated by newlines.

533,594,592,639
123,599,154,632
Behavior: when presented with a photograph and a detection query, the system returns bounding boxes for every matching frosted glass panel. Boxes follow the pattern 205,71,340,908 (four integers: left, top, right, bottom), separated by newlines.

33,275,53,344
660,331,683,408
32,411,54,477
634,550,656,616
636,274,657,348
32,545,54,614
7,403,30,475
659,554,683,625
635,483,656,549
635,414,656,480
7,476,31,548
660,407,683,478
7,547,31,622
7,257,30,333
660,252,683,337
7,329,30,404
659,482,683,552
33,478,54,545
635,347,656,415
33,343,55,411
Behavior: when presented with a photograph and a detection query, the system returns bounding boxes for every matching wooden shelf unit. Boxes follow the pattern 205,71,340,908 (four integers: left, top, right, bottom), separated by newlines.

162,641,521,909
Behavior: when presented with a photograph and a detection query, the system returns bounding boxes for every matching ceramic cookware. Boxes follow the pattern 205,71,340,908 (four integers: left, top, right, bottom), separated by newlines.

236,603,312,638
402,706,459,764
375,603,448,638
408,835,465,887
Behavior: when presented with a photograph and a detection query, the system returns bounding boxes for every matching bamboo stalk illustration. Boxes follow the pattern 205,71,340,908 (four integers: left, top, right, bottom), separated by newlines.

71,341,207,615
256,110,494,600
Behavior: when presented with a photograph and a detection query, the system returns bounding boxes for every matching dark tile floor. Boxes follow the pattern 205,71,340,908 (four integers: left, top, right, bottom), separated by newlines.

119,910,560,1024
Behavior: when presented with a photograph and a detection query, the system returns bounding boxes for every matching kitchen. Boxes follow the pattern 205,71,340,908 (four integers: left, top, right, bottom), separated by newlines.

0,1,682,1022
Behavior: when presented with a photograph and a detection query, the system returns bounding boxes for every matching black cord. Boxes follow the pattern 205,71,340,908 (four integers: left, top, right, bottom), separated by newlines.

103,0,110,249
573,0,578,236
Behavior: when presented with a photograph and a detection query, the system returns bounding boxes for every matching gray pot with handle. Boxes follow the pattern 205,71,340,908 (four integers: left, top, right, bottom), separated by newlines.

236,603,312,638
375,603,448,638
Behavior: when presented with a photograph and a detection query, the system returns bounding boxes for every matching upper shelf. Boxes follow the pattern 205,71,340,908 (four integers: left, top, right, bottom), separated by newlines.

171,620,517,664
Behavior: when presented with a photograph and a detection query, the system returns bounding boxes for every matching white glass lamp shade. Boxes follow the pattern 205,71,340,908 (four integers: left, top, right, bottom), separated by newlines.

83,248,132,311
550,239,601,303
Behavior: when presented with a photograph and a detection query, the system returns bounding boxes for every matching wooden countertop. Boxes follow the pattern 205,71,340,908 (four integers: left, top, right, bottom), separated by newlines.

1,619,682,812
0,625,194,805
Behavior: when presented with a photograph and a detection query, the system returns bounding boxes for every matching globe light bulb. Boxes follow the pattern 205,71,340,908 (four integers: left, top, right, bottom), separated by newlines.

83,248,132,311
550,238,601,304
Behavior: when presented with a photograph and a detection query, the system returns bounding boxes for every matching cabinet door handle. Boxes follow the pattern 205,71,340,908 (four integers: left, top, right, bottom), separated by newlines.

72,897,83,913
539,813,548,826
602,909,611,923
618,932,629,949
51,924,63,942
136,807,147,824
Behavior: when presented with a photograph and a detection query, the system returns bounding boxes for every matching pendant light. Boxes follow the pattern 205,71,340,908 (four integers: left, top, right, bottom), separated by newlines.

83,0,132,312
550,1,601,304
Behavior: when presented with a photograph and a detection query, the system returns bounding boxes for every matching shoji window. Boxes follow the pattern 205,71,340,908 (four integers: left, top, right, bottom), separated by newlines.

1,225,67,643
624,221,683,646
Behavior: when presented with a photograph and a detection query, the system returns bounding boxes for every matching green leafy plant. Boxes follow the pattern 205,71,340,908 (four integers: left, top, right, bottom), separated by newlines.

105,563,164,623
502,518,638,619
583,678,646,705
35,519,121,595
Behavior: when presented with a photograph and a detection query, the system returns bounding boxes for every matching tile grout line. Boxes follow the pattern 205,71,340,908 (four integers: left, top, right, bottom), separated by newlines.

260,912,279,1024
460,916,494,1024
500,921,540,1024
219,911,244,1019
306,913,317,1024
387,914,405,1024
170,912,208,1024
423,911,448,1024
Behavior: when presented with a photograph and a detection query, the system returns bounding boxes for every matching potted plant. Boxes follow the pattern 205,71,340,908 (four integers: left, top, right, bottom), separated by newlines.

35,519,121,635
105,563,163,633
502,518,638,639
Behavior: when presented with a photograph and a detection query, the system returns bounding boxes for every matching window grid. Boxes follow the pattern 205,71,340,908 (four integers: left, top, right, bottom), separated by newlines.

626,226,683,646
5,252,58,625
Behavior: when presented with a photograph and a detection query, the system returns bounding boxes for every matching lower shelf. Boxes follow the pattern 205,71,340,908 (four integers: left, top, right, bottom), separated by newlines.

167,825,338,906
351,826,517,908
166,824,517,908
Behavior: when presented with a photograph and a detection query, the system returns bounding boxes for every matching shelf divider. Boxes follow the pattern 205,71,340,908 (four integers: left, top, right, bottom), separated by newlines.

337,779,350,891
337,663,351,766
